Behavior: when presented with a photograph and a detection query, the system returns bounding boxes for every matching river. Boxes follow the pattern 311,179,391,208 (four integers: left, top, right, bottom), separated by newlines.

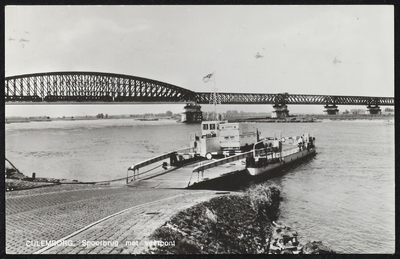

5,118,394,253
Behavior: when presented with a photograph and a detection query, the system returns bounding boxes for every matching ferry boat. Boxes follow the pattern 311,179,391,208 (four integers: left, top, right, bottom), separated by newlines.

191,120,316,179
127,120,316,188
244,133,316,176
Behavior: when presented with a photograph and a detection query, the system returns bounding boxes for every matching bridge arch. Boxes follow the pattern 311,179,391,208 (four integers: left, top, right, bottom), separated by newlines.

5,71,197,103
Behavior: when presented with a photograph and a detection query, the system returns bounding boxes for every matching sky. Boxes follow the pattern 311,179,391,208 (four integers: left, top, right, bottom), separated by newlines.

5,5,394,117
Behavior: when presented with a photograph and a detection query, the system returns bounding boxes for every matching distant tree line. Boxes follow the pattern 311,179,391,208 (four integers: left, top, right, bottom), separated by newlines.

97,113,108,118
349,109,366,115
128,110,176,118
202,110,271,120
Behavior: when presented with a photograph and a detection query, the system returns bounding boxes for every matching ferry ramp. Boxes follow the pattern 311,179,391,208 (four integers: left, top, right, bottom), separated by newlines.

127,158,246,189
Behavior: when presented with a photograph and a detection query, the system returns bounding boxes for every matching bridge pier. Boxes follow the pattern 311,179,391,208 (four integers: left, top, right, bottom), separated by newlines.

181,103,202,123
324,104,339,115
367,104,381,114
272,104,289,118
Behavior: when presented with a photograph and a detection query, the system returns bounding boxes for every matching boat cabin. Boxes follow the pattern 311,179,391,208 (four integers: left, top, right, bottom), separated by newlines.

195,121,258,158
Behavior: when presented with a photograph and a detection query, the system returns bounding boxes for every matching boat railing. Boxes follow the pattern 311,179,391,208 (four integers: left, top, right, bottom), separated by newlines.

127,147,197,183
128,147,196,171
192,146,271,174
192,151,253,174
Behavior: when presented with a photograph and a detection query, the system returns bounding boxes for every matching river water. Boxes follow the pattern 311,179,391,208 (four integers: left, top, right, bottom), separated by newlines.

5,118,394,253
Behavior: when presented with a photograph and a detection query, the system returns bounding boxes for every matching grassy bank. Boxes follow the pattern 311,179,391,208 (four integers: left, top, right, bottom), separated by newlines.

147,182,335,254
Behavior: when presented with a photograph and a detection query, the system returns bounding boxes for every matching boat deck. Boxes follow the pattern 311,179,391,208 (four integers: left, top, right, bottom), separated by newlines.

128,142,302,189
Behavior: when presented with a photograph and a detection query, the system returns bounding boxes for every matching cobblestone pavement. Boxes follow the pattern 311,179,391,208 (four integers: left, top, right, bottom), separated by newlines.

41,190,222,254
6,184,219,254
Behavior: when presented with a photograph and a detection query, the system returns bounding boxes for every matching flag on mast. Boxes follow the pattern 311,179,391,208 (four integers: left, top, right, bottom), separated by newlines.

203,73,214,83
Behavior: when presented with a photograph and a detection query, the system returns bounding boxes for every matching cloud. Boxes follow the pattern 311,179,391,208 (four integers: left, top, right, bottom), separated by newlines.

5,5,393,98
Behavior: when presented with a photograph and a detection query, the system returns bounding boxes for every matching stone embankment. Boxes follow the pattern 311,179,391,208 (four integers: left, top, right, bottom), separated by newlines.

147,182,335,254
5,158,113,192
269,222,335,254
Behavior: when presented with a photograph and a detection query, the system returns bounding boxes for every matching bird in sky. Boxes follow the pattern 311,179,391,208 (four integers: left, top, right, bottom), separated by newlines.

255,52,263,59
333,57,341,64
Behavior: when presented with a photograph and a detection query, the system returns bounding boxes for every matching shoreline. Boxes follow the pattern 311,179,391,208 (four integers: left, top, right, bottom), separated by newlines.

5,113,394,124
5,158,129,192
5,115,177,124
5,177,126,192
230,113,394,122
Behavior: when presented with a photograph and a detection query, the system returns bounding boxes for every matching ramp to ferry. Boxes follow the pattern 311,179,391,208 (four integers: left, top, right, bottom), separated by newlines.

127,159,246,189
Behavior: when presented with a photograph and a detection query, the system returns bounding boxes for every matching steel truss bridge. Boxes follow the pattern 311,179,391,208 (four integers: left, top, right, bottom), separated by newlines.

194,92,393,106
5,72,394,109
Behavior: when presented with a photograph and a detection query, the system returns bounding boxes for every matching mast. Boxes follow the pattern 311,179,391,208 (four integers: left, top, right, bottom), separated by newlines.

211,72,221,120
204,71,221,121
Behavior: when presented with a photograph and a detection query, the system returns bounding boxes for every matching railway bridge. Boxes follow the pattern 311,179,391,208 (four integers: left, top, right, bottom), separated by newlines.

5,72,394,121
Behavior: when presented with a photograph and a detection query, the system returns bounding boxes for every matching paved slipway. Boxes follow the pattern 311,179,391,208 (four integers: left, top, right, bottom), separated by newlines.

6,183,231,254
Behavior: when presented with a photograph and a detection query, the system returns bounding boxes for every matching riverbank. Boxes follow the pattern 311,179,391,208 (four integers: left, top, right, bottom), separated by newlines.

5,179,58,191
5,158,126,192
5,178,117,192
230,113,394,123
6,112,394,124
5,114,178,124
5,170,96,192
147,183,335,254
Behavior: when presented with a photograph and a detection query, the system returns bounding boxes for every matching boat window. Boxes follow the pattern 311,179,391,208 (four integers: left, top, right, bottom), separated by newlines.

203,124,209,130
210,124,216,130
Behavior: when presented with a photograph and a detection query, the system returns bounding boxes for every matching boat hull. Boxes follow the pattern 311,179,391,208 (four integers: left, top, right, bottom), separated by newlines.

246,148,316,176
187,169,249,190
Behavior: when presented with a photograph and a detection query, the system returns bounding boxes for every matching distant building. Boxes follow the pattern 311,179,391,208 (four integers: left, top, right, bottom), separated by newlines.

351,109,366,115
382,107,394,115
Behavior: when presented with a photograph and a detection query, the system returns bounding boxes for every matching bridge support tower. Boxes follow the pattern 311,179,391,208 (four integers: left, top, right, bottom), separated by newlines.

181,103,202,123
272,93,290,118
272,104,289,118
324,104,339,115
367,104,381,114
